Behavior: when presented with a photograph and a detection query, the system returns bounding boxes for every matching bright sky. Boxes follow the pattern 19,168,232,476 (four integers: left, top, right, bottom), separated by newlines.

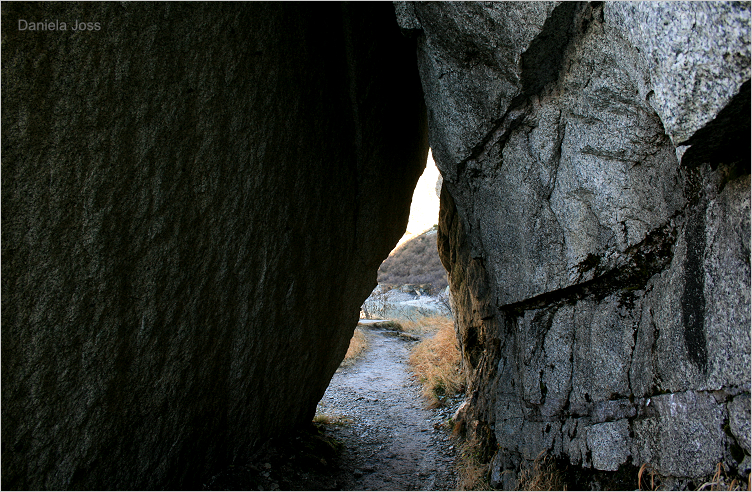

397,149,441,247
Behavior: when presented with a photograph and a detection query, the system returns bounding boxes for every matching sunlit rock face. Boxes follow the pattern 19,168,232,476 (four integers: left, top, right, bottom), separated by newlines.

1,3,427,489
400,1,750,486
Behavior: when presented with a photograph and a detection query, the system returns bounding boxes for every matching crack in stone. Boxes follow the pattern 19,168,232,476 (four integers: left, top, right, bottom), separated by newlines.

455,98,531,182
500,216,679,315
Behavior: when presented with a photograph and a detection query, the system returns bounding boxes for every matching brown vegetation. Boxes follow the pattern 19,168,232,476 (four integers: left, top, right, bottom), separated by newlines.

312,413,353,427
378,227,448,293
408,316,462,408
694,463,745,491
400,316,446,336
456,437,492,491
341,328,368,366
517,452,566,491
637,462,748,491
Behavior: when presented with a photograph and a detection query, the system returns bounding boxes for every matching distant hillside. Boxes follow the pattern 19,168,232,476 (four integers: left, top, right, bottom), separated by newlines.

377,226,448,293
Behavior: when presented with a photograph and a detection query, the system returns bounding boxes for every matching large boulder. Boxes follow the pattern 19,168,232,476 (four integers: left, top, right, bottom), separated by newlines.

400,0,750,485
1,3,427,489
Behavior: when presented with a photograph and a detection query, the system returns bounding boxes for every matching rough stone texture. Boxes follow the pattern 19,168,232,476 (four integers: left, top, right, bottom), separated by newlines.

361,285,452,322
407,1,559,170
588,420,631,472
604,2,750,146
404,1,751,485
632,391,725,477
729,394,751,455
4,2,750,489
2,3,427,490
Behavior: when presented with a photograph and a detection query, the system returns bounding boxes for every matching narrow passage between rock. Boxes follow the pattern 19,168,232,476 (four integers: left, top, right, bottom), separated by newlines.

204,322,460,491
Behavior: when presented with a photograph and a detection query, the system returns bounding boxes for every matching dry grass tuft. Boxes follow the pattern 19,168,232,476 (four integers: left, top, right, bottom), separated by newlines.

401,316,451,336
456,438,491,490
517,452,566,491
696,462,745,491
341,328,368,366
638,462,747,491
312,412,353,426
638,462,658,491
408,316,462,408
312,413,332,425
366,320,403,331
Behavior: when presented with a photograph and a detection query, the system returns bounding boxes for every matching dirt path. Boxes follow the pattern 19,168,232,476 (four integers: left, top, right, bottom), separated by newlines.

204,322,459,491
316,323,459,490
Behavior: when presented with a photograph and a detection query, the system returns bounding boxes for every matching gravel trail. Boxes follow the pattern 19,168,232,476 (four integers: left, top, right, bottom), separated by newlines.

204,322,459,490
316,323,459,490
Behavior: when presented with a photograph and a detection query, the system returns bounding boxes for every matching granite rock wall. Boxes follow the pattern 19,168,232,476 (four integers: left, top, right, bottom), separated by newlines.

400,1,751,486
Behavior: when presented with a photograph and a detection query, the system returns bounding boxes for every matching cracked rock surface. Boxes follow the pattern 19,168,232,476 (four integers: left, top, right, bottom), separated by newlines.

402,0,751,486
3,2,749,489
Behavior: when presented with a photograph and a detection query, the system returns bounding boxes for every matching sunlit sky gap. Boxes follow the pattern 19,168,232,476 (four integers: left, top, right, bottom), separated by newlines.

395,149,441,249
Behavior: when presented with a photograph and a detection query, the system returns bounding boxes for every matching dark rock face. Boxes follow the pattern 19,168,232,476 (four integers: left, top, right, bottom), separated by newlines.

402,1,751,486
1,3,427,489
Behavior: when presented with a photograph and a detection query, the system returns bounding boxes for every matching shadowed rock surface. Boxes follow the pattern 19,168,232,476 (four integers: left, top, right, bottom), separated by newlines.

1,3,426,489
400,1,750,487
